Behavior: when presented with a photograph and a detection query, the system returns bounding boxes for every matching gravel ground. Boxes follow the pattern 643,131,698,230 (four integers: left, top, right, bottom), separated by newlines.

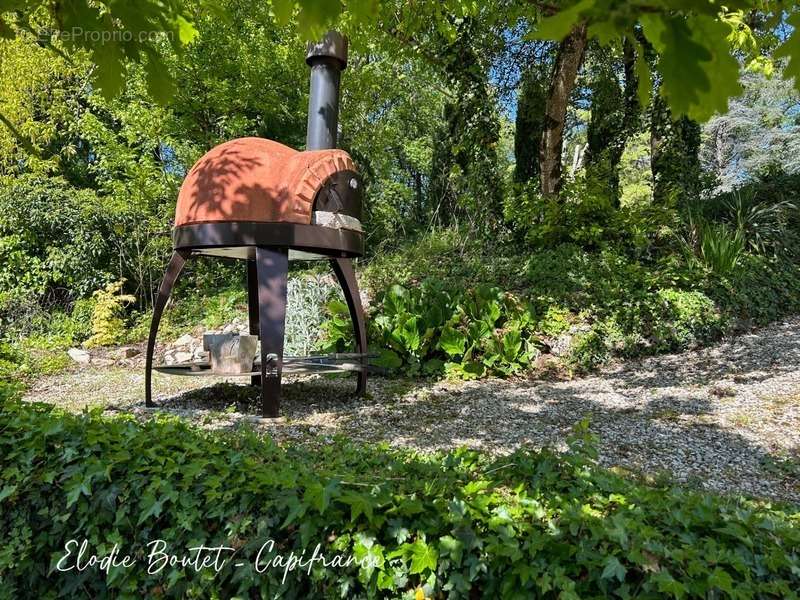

24,318,800,503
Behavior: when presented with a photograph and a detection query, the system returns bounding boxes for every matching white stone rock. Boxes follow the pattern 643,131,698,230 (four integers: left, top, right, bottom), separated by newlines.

67,348,90,363
173,334,195,347
174,351,193,363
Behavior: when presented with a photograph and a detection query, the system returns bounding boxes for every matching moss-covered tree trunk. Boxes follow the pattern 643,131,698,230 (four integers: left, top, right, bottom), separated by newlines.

514,66,548,184
428,20,503,229
650,90,702,205
584,39,641,206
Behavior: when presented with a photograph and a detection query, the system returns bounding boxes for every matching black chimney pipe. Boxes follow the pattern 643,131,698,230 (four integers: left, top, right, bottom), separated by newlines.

305,31,348,151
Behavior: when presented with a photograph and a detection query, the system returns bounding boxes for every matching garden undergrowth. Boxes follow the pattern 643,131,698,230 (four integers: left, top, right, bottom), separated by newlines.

0,401,798,598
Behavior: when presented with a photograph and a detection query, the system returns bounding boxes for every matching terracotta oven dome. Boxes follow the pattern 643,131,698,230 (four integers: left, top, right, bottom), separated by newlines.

176,137,361,229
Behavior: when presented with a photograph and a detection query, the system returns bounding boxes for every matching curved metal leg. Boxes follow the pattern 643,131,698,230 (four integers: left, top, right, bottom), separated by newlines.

145,250,189,407
247,259,261,388
256,247,288,417
331,257,367,395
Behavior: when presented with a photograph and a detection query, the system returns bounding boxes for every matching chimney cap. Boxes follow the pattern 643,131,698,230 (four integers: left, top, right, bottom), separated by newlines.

306,31,348,69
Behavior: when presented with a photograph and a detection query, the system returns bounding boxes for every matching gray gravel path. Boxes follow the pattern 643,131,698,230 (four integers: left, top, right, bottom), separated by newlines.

24,318,800,503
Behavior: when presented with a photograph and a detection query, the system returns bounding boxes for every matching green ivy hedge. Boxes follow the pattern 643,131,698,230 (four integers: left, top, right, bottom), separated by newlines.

1,401,799,598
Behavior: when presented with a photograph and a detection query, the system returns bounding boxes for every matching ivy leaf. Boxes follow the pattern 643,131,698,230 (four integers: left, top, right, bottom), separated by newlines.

137,496,164,524
601,556,627,582
706,567,734,594
439,535,464,565
409,539,438,574
304,479,340,514
341,490,374,523
650,570,687,599
281,496,307,527
0,484,16,503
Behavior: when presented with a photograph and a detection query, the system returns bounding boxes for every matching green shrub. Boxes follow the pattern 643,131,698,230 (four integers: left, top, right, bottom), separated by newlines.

710,252,800,325
1,404,798,598
503,180,618,249
699,223,745,275
126,285,248,344
567,328,609,371
84,281,137,348
350,230,800,376
0,342,25,400
321,282,541,378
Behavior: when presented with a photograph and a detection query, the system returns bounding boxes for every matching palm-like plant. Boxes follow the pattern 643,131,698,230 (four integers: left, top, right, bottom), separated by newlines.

698,223,745,275
722,189,796,254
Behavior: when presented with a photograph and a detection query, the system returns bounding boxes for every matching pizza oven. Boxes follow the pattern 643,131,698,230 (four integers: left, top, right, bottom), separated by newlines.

145,32,369,417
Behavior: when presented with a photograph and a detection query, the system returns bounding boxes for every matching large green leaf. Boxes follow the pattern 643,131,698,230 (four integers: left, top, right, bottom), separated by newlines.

641,13,741,121
398,316,420,351
439,325,467,357
528,0,594,40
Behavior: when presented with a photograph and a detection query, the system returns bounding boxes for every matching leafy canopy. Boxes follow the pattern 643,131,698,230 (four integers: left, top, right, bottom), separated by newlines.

0,1,799,119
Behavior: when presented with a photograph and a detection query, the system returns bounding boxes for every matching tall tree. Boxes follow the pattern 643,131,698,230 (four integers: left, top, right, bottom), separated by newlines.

701,70,800,193
427,18,503,229
514,64,548,183
650,91,702,204
539,23,588,195
584,39,641,204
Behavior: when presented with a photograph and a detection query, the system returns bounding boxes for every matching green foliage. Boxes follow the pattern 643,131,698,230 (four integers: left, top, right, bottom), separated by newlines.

322,282,541,378
711,252,800,325
504,178,675,251
533,2,790,121
3,0,800,129
0,0,201,101
0,342,25,401
680,181,799,275
84,281,136,348
651,94,704,205
428,19,505,232
357,220,800,375
723,191,796,255
0,175,117,303
1,403,799,597
697,222,746,275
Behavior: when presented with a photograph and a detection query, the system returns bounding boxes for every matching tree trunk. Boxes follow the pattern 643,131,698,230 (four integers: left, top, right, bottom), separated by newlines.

539,23,588,196
515,66,548,183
